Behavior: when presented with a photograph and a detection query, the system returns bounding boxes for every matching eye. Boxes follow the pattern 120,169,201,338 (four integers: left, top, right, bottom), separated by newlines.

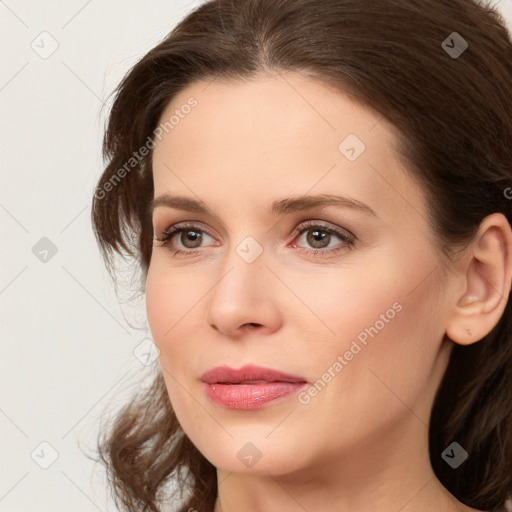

154,220,355,259
154,222,217,257
290,220,355,257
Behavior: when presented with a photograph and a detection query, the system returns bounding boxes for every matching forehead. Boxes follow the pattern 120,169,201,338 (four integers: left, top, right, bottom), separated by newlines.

151,72,428,226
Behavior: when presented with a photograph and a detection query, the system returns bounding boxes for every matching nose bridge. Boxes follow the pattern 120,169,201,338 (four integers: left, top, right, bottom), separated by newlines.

211,236,267,308
206,234,279,334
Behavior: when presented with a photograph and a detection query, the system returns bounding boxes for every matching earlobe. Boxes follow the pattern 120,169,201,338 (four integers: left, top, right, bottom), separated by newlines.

445,213,512,346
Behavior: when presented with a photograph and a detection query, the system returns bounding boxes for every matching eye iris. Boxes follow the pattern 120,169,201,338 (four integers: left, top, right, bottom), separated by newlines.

307,229,330,249
181,230,202,248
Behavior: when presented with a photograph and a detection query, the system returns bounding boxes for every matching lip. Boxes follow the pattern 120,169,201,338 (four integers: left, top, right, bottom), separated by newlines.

200,364,308,409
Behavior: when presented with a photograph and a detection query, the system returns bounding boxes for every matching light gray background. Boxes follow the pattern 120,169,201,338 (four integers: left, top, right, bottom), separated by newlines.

1,1,511,511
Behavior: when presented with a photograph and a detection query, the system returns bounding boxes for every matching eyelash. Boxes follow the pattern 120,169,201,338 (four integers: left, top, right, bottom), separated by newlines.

154,220,355,259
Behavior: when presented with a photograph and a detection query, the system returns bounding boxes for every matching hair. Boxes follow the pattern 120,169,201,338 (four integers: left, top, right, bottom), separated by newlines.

90,0,512,511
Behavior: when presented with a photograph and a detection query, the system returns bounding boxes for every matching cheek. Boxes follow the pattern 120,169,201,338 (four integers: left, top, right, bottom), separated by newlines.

289,258,443,408
145,271,172,348
145,262,202,348
145,266,202,420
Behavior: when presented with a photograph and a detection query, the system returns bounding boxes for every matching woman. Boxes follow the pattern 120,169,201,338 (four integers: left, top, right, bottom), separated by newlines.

90,0,512,511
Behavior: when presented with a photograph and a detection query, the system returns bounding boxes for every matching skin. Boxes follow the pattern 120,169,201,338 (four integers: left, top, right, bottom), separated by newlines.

145,72,512,512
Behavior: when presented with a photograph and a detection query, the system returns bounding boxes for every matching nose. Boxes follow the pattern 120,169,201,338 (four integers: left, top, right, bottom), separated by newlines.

205,246,282,338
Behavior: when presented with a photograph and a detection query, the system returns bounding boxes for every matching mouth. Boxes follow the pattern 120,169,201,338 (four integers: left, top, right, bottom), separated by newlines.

200,364,308,409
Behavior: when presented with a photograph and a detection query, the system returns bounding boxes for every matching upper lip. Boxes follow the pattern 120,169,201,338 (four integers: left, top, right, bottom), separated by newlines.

200,364,308,384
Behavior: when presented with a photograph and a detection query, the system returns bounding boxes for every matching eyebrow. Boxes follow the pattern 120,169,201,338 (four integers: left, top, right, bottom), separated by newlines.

149,193,377,218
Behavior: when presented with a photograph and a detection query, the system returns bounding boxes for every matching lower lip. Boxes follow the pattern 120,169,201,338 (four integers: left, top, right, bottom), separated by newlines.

204,382,307,409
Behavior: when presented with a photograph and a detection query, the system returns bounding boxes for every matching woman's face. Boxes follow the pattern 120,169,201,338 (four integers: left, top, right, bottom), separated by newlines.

146,72,456,476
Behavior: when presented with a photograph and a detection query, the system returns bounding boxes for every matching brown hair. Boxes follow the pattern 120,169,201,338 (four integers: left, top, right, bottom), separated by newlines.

90,0,512,510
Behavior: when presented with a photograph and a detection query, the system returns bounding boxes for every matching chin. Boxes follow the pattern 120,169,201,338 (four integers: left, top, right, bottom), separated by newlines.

188,430,311,476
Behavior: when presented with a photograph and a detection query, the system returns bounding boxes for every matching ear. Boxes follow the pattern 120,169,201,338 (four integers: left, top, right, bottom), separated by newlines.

445,213,512,346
